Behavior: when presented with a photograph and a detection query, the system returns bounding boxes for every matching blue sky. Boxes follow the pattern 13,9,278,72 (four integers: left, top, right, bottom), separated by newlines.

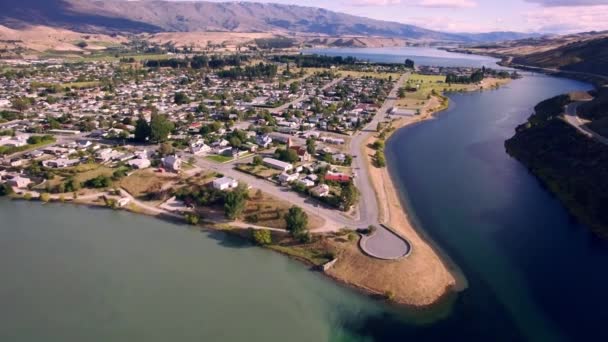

196,0,608,33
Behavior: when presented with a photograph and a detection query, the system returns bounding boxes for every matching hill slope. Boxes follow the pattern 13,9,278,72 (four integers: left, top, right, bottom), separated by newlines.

0,0,532,43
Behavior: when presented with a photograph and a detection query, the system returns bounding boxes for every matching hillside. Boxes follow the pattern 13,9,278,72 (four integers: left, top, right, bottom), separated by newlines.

505,94,608,238
512,37,608,78
0,0,534,43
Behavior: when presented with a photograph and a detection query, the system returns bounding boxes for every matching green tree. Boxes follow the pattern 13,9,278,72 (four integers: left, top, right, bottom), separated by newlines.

275,148,299,163
0,183,14,196
306,138,316,155
185,213,200,225
39,193,51,202
339,182,360,211
374,150,386,167
252,155,263,166
224,184,248,220
134,116,151,142
284,206,309,242
174,92,190,105
398,87,406,99
149,114,174,143
252,229,272,245
158,142,174,156
404,59,415,69
289,81,300,94
229,137,242,148
11,97,31,112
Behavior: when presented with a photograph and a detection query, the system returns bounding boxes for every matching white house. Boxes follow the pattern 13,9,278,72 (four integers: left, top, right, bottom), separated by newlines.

255,134,273,148
263,158,293,172
190,141,211,155
311,184,330,197
6,176,32,189
278,172,299,184
212,177,238,191
42,158,80,169
297,178,315,188
127,158,151,169
162,155,182,172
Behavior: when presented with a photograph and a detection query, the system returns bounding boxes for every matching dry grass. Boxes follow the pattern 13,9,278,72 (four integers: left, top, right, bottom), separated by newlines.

119,169,178,198
243,190,324,230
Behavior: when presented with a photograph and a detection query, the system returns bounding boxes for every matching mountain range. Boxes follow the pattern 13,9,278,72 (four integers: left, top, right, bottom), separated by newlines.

0,0,538,43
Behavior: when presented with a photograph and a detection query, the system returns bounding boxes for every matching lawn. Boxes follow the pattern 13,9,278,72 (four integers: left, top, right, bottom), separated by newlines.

205,154,234,163
400,73,472,101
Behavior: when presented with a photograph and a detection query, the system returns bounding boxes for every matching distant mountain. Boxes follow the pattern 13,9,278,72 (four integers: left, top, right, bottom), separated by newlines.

0,0,534,43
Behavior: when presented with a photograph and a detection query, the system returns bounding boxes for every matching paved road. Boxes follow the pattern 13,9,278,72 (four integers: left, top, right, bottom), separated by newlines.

360,225,411,260
563,101,608,146
349,72,410,227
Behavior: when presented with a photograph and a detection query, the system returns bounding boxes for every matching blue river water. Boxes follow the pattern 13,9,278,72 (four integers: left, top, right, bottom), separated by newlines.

1,48,605,341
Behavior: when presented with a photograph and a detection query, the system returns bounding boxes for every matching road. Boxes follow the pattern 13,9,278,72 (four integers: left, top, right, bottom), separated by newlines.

348,72,410,227
563,101,608,146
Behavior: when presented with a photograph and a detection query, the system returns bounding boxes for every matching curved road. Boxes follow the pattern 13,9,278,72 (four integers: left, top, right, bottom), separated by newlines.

563,101,608,145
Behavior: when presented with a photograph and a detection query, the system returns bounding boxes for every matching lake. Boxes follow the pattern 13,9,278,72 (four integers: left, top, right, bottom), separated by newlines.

1,48,604,341
303,47,504,68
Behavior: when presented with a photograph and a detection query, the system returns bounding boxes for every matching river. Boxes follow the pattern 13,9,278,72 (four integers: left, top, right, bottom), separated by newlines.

1,48,605,341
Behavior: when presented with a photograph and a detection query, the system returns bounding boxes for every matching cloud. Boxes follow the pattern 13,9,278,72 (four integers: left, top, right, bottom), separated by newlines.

525,0,608,6
524,4,608,32
349,0,476,8
418,0,476,8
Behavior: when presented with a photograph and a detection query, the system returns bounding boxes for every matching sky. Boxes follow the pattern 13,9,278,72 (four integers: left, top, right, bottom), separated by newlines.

196,0,608,33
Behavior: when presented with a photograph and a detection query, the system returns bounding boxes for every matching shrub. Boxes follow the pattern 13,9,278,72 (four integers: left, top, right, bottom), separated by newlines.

185,213,200,225
252,229,272,246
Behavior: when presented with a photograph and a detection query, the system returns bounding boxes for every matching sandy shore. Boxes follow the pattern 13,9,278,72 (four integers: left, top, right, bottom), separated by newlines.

327,99,457,306
328,77,512,306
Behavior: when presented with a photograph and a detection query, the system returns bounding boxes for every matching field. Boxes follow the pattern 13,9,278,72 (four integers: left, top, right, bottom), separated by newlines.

304,67,400,80
205,154,234,163
396,73,472,108
119,169,178,199
243,190,324,230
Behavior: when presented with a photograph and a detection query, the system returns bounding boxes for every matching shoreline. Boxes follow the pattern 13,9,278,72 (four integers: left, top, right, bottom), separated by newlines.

339,76,513,305
0,76,512,309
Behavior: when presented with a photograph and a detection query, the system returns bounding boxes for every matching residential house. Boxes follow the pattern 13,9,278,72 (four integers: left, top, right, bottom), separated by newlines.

263,158,293,172
311,184,330,197
212,177,238,191
162,155,182,172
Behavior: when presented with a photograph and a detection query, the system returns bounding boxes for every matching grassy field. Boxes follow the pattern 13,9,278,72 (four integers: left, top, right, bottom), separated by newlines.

243,190,325,230
119,169,178,198
62,81,102,89
304,67,400,80
205,154,234,163
70,165,114,184
399,73,473,103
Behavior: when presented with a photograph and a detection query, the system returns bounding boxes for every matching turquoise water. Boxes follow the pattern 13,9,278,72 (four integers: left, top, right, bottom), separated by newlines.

1,48,603,341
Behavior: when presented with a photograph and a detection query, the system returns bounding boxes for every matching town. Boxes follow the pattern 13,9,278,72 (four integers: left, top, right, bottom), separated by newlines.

0,51,514,255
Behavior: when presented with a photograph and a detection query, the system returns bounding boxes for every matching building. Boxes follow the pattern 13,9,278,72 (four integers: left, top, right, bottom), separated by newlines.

6,176,32,189
162,155,182,172
311,184,330,197
42,158,80,169
278,172,299,184
212,177,238,191
325,172,351,183
255,134,273,148
263,157,293,172
127,158,151,169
